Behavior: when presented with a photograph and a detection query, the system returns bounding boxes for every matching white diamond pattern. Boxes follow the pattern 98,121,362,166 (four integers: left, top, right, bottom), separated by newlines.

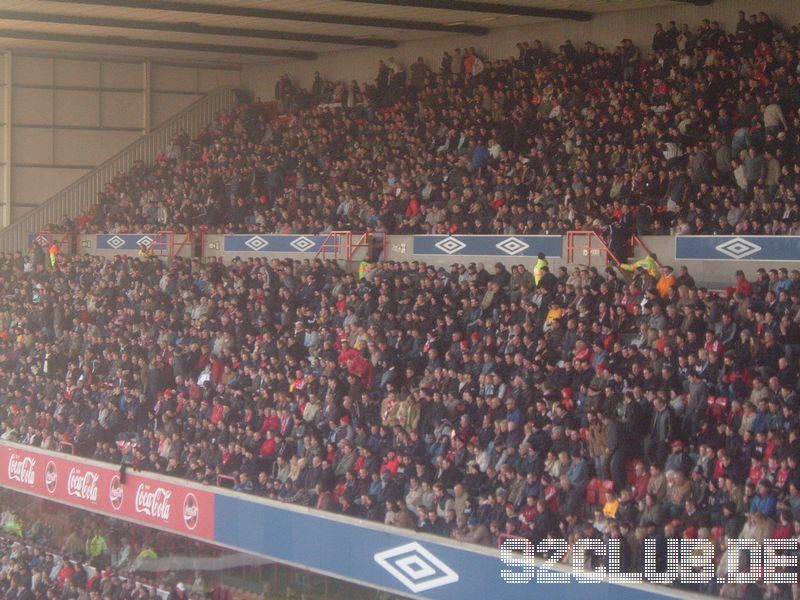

495,236,530,256
244,236,269,251
290,236,315,252
374,542,459,593
106,235,125,250
715,237,762,259
434,236,466,255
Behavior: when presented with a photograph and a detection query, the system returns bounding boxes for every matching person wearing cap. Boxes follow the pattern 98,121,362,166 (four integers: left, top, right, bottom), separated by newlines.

461,515,491,546
665,439,692,474
492,262,511,290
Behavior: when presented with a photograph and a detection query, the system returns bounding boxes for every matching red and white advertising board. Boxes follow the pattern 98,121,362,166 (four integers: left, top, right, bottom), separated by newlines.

0,442,214,540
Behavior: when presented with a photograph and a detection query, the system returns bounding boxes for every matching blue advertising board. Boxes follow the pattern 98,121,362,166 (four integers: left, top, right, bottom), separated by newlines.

676,236,800,261
0,439,685,600
223,234,331,253
96,233,170,251
213,493,678,600
413,235,562,258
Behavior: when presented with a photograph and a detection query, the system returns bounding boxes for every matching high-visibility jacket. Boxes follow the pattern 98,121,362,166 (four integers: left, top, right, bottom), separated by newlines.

48,243,59,267
620,255,658,278
358,260,372,280
87,534,108,558
533,257,548,285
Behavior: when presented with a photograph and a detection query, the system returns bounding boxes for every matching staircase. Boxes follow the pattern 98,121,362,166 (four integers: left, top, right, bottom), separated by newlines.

0,86,243,253
566,230,659,269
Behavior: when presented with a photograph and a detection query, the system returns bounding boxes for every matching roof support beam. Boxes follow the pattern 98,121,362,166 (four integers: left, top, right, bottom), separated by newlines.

44,0,489,35
342,0,592,21
0,9,397,48
0,29,317,59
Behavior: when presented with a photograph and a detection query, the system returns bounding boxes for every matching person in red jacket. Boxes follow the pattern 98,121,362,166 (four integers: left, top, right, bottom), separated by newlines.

727,269,753,297
209,398,226,425
347,353,373,386
259,430,277,459
337,339,359,366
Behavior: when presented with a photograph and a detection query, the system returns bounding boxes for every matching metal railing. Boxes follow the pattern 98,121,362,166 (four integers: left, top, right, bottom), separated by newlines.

0,86,243,253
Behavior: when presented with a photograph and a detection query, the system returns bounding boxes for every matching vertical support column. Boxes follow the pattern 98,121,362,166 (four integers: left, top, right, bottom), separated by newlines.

2,51,12,228
143,58,151,134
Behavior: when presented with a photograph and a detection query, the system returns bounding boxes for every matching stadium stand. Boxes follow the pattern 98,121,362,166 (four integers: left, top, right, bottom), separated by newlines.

45,13,800,243
2,10,800,599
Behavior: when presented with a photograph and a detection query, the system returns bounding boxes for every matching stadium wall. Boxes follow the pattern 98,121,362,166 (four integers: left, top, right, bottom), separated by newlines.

63,233,798,286
1,53,241,226
243,0,800,99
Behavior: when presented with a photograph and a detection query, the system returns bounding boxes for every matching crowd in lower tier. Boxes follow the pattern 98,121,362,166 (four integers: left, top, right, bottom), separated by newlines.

1,247,799,596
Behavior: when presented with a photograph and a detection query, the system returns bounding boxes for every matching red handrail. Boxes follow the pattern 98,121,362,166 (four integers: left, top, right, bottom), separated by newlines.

566,230,623,267
314,231,347,260
630,234,662,268
314,230,384,261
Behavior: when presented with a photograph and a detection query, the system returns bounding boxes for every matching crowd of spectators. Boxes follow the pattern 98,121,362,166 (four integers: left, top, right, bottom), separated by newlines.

0,490,251,599
1,242,800,596
8,8,800,600
0,511,163,600
56,12,800,241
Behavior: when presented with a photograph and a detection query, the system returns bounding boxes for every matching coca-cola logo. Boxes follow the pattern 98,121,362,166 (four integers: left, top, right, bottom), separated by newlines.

67,467,99,502
183,493,199,530
45,461,57,494
135,484,172,521
109,475,123,511
7,453,35,486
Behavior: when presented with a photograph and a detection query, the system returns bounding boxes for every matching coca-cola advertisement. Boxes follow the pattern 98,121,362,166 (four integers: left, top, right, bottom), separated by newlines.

0,442,213,540
7,452,36,487
66,467,100,503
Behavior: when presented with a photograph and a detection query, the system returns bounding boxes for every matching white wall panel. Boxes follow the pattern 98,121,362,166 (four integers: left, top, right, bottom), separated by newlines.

198,68,241,93
100,91,143,129
12,205,33,223
12,166,89,208
12,87,53,126
12,56,53,86
0,126,4,163
54,129,138,165
100,61,142,90
0,55,5,86
12,127,53,164
54,89,100,128
54,59,100,88
152,92,200,127
7,54,241,222
152,64,197,92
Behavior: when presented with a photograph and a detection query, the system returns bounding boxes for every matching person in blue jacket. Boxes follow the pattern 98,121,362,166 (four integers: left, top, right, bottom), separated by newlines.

749,479,777,519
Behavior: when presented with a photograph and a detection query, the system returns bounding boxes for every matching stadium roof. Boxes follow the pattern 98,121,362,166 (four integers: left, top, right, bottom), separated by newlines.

0,0,700,64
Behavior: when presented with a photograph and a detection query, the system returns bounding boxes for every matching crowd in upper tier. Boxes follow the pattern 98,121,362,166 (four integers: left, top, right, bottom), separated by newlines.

51,12,800,239
1,243,800,597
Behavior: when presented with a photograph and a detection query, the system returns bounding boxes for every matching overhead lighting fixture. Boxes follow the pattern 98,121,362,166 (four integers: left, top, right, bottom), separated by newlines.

444,21,465,26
